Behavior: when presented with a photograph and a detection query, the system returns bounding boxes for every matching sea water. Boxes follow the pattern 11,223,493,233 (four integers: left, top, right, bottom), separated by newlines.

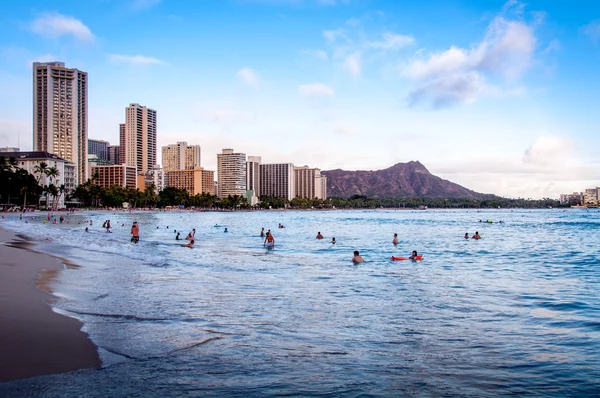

1,209,599,396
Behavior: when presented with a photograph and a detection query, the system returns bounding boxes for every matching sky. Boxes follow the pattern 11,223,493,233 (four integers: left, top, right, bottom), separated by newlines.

0,0,599,199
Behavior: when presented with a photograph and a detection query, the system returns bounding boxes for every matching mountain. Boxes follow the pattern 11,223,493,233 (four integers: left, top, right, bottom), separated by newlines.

322,161,492,200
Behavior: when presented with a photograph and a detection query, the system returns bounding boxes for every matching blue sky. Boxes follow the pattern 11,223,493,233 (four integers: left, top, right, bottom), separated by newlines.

0,0,599,198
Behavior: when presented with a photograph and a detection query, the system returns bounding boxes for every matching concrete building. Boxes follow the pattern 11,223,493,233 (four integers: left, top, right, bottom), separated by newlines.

294,166,327,200
88,139,109,162
260,163,295,201
246,156,261,205
107,145,121,165
202,170,215,195
560,192,583,206
217,149,246,198
584,188,599,206
0,151,74,208
162,142,201,171
33,62,88,185
92,164,137,190
122,103,157,174
166,168,203,196
0,147,20,152
137,165,165,194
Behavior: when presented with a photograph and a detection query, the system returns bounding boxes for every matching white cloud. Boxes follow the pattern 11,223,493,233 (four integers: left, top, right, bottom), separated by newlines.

29,13,94,43
343,53,361,78
367,33,415,51
523,136,573,166
581,20,600,43
108,54,166,65
298,83,335,98
236,68,259,86
403,2,538,107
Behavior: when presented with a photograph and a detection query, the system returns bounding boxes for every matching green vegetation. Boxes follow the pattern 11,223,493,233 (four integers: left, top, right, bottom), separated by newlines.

0,156,42,207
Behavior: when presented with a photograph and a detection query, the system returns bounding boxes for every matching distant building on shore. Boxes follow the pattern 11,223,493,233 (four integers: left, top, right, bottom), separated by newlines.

559,192,583,206
0,151,75,208
137,165,165,194
260,163,295,201
162,142,201,171
92,164,137,190
294,165,327,200
0,147,20,152
33,61,88,185
246,156,261,205
121,103,157,174
88,139,109,162
165,168,214,196
217,149,246,198
584,188,599,206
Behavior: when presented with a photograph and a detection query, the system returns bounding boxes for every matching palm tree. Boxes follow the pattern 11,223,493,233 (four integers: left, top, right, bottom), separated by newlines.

53,184,66,209
33,161,48,183
46,184,58,210
45,166,60,185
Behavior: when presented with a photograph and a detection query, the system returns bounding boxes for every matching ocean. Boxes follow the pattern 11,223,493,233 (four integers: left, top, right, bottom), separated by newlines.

1,209,599,397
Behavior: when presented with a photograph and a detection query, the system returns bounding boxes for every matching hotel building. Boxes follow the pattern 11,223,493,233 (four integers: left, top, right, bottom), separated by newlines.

260,163,295,201
294,166,327,200
246,156,261,205
202,170,215,195
33,62,88,185
92,164,137,190
122,104,157,174
217,149,246,198
88,139,109,162
162,142,201,171
107,145,121,165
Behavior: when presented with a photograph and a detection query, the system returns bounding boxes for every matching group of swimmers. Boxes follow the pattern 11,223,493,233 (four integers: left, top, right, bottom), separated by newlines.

465,231,481,240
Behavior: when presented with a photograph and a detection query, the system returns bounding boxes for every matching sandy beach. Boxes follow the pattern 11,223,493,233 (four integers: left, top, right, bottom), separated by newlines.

0,225,101,382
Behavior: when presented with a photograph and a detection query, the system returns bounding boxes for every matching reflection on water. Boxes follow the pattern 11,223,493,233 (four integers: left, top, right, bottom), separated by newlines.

1,209,600,397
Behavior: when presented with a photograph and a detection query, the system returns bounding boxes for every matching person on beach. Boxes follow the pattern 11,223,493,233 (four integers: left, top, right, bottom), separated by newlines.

131,222,140,244
464,233,469,239
352,251,364,263
331,237,336,244
264,231,275,249
185,239,195,248
472,231,481,240
316,232,324,239
409,250,418,260
260,228,265,237
393,233,399,245
186,229,196,241
176,232,181,240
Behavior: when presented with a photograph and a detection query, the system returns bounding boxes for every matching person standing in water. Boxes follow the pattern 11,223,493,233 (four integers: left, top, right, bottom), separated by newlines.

130,221,140,244
186,229,196,241
331,237,336,244
185,239,194,248
464,233,469,239
176,232,181,240
393,233,399,245
260,228,265,237
264,231,275,249
352,251,364,263
316,232,324,239
472,231,481,240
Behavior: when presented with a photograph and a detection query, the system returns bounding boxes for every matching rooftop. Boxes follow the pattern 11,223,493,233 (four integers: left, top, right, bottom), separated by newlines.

0,151,68,161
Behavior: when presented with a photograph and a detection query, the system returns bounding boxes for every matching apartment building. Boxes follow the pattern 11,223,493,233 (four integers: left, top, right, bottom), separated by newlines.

246,156,261,205
33,61,88,185
122,103,157,174
92,164,137,190
217,149,246,198
162,142,201,171
260,163,295,201
294,166,327,200
88,139,109,162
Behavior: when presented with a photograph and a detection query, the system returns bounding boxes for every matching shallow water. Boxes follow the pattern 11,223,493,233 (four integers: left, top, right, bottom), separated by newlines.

1,209,600,397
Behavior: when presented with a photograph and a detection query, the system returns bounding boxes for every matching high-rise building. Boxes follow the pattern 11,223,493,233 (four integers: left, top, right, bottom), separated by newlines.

202,170,215,195
107,145,121,165
88,139,109,162
246,156,261,204
33,62,88,185
138,165,165,194
162,142,201,171
166,168,203,196
92,164,137,190
122,103,157,174
294,166,327,200
260,163,295,201
217,148,246,198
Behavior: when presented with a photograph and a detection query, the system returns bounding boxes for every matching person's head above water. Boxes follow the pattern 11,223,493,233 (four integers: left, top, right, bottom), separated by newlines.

354,250,359,256
412,250,418,256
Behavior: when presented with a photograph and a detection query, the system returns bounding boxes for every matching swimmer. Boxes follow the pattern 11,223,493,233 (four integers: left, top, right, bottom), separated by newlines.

472,231,481,240
464,233,469,239
393,233,398,245
186,229,196,241
85,227,89,232
131,221,140,244
224,228,228,233
352,250,364,263
176,232,181,240
260,228,265,237
409,250,418,260
264,231,275,249
316,232,324,239
185,239,195,248
331,237,336,244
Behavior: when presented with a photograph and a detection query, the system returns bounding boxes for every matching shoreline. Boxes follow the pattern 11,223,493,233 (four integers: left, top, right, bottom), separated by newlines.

0,225,101,383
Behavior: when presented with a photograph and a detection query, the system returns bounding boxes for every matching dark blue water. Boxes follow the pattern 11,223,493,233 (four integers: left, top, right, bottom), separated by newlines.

2,209,600,396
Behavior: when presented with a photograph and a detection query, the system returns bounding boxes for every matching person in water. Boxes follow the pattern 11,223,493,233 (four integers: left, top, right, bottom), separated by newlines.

130,221,140,243
316,232,324,239
409,250,418,260
176,232,181,240
352,251,364,263
464,233,469,239
331,237,336,244
264,231,275,248
393,233,399,245
472,231,481,240
185,239,194,248
260,228,265,237
224,228,228,233
85,227,89,232
186,229,196,241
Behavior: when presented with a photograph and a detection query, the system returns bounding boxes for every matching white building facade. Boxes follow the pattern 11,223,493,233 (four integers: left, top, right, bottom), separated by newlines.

260,163,295,201
217,149,247,198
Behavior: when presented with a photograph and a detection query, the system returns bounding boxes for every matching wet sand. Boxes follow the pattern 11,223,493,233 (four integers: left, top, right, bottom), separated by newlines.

0,226,101,382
